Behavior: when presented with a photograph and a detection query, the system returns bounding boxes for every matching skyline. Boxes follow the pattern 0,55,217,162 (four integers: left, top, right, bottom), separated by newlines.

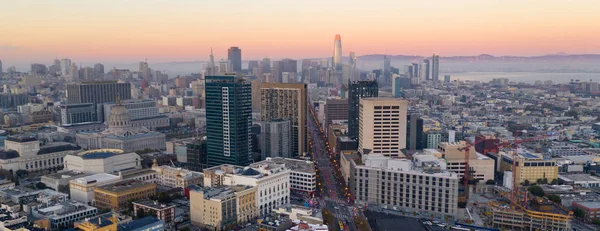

2,0,600,66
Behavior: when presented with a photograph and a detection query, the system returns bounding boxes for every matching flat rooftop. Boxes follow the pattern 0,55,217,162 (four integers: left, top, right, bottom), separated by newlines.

133,200,176,210
558,174,600,182
264,157,315,174
44,170,89,180
71,173,121,185
574,201,600,209
96,180,155,193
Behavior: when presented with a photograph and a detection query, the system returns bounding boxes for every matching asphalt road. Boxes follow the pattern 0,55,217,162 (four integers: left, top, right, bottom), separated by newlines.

308,107,361,231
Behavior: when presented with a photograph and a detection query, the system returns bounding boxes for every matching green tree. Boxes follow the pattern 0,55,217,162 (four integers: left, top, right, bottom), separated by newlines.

536,179,543,184
137,209,146,219
35,182,47,189
573,208,585,219
179,227,191,231
592,219,600,225
527,185,545,197
522,180,530,186
486,179,496,185
15,170,27,177
547,194,561,204
542,178,548,184
551,179,558,185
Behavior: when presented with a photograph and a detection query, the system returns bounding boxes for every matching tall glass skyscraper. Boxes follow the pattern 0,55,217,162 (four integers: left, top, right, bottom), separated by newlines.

227,46,242,72
205,75,252,166
333,34,342,67
347,80,378,141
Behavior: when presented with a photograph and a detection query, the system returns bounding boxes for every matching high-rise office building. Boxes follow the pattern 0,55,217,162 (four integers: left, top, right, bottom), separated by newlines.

421,59,430,81
186,138,208,172
333,34,342,67
66,81,131,105
205,75,252,166
60,59,72,77
347,80,378,140
218,59,232,74
139,61,151,81
69,63,79,81
357,98,407,157
406,114,424,152
432,54,439,82
93,63,104,78
412,63,420,78
260,119,292,159
0,59,3,79
227,46,242,72
272,59,297,83
324,98,348,128
383,56,391,83
260,82,307,157
206,47,216,76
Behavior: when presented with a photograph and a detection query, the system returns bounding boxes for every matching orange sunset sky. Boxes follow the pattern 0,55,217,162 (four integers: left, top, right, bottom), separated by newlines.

1,0,599,64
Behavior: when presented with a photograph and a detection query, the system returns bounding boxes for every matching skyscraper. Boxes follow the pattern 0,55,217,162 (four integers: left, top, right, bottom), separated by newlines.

93,63,105,78
406,114,424,152
421,59,430,81
432,54,439,82
0,59,3,79
260,82,307,157
348,80,378,140
227,46,242,72
206,47,216,76
358,98,407,157
333,34,342,67
66,81,132,105
60,58,72,77
205,75,252,166
383,56,391,83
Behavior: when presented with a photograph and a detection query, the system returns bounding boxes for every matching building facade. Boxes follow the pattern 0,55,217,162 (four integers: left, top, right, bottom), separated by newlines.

64,149,142,174
324,98,348,129
190,187,238,231
260,82,307,157
358,98,408,157
260,119,292,159
347,80,378,140
60,103,97,124
205,75,252,166
186,138,208,172
0,136,80,173
350,154,459,218
69,173,122,204
66,81,131,105
94,180,157,211
133,200,176,224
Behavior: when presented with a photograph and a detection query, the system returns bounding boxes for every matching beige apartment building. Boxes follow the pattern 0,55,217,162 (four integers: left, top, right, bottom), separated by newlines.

358,98,407,157
260,83,307,157
436,142,495,182
190,185,257,231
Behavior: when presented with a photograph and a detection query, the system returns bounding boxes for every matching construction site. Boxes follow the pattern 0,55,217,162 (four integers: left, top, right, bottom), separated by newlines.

457,133,572,231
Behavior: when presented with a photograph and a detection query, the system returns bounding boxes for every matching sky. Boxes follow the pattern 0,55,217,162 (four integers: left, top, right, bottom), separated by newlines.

1,0,599,66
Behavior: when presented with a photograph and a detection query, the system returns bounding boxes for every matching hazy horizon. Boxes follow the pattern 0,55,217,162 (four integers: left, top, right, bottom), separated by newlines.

2,0,600,66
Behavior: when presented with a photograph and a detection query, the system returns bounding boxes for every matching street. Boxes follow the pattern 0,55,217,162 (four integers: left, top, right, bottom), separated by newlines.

308,105,366,231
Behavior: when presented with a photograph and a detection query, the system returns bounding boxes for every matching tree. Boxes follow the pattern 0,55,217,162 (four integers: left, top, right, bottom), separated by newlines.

35,182,47,189
547,194,561,204
179,227,191,231
542,178,548,185
137,209,146,219
522,180,530,186
573,208,585,219
15,170,27,177
536,179,543,184
551,179,558,185
527,185,545,197
592,219,600,225
486,179,496,185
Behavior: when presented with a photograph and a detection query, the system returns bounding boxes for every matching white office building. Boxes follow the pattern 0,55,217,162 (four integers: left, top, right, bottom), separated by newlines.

69,173,122,204
63,149,142,174
350,154,459,218
265,157,316,195
32,201,98,230
203,161,290,216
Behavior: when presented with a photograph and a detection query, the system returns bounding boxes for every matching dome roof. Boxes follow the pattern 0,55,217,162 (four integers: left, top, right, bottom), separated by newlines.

111,104,128,115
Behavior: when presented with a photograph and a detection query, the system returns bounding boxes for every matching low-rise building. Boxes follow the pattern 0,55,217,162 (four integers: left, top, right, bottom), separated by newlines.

437,142,495,182
190,186,237,231
151,162,203,188
265,157,316,196
41,170,91,192
32,201,98,230
118,168,157,183
63,149,142,174
203,160,290,217
497,150,558,184
117,216,165,231
272,204,323,225
93,180,156,211
0,136,80,172
558,174,600,188
69,173,122,204
75,214,118,231
572,201,600,223
133,200,176,224
0,209,28,230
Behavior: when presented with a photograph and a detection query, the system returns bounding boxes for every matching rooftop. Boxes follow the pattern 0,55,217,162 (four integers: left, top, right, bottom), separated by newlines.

574,201,600,209
117,216,162,231
558,174,600,182
263,157,315,174
78,149,125,159
44,170,89,180
133,200,176,210
96,180,155,193
35,202,96,218
71,173,121,185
